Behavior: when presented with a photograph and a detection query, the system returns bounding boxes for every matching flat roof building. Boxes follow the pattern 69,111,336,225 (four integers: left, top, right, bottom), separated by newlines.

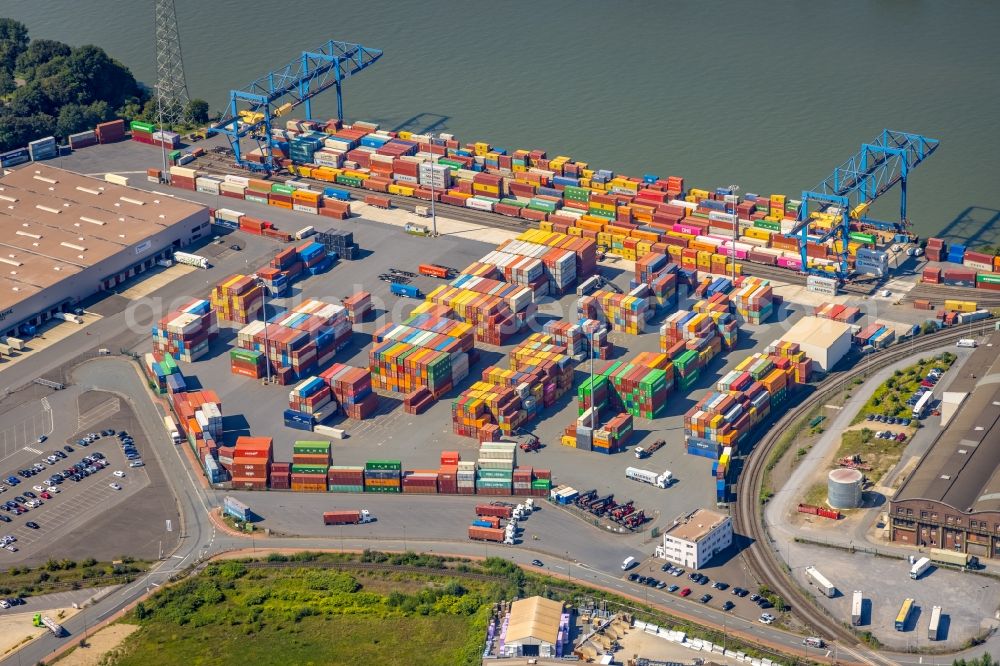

890,333,1000,559
0,164,209,336
657,507,733,569
500,596,569,659
773,315,852,372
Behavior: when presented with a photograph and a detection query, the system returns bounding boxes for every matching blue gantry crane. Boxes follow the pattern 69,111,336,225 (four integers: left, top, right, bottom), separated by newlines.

212,40,383,173
788,130,940,278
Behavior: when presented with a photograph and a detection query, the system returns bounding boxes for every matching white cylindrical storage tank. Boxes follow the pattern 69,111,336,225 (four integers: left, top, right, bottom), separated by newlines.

827,468,864,509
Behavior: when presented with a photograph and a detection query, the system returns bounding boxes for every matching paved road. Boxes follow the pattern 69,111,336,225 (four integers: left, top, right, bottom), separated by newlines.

3,357,999,666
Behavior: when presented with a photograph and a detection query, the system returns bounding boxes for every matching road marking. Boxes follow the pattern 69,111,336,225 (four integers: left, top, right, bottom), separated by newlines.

22,446,42,454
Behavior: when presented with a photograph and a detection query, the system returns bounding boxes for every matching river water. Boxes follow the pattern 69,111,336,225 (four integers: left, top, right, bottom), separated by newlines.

7,1,1000,243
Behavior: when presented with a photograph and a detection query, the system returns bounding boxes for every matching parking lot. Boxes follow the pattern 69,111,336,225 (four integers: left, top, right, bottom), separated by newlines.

626,549,777,626
788,541,997,649
0,387,177,565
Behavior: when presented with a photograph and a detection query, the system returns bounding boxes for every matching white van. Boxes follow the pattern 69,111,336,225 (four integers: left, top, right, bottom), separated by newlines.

622,556,637,571
956,339,977,348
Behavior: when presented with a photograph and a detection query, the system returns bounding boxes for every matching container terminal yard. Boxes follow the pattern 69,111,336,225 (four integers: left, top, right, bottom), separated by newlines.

0,47,999,666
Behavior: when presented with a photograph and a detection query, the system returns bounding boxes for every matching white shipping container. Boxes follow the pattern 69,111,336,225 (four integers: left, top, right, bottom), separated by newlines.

292,204,318,214
104,173,129,186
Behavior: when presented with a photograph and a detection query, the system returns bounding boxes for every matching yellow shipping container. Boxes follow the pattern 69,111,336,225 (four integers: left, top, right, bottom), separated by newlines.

943,300,976,313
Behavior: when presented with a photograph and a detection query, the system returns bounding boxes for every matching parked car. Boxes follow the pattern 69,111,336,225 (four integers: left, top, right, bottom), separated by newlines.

25,522,39,529
699,594,712,603
109,483,122,491
667,585,679,593
723,601,735,611
680,588,691,597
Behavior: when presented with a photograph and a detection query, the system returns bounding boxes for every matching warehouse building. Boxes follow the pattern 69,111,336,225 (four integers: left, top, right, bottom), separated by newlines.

657,507,732,569
773,315,852,372
500,596,568,658
0,164,209,337
890,333,1000,559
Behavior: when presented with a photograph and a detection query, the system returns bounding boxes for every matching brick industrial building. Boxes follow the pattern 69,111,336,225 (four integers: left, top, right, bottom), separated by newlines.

890,333,1000,560
0,164,209,337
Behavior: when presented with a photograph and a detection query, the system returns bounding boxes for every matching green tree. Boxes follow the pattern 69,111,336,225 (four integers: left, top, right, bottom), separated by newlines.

0,68,13,96
64,45,140,107
185,98,209,124
14,39,70,77
0,18,29,73
0,110,56,148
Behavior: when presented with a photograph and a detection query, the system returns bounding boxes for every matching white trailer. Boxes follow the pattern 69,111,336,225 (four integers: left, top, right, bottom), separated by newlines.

912,391,934,419
928,605,942,640
173,251,210,269
625,466,672,489
163,416,181,444
805,566,837,597
851,590,863,626
910,556,932,579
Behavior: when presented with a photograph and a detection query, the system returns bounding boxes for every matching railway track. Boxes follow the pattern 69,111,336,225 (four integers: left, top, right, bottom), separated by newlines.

732,321,991,661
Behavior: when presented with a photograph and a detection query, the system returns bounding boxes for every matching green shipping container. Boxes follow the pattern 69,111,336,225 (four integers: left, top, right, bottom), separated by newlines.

271,184,294,194
754,220,781,232
293,441,331,454
849,232,876,244
500,198,527,208
130,120,155,133
365,460,402,471
291,464,328,475
364,486,401,493
328,485,364,493
976,273,1000,284
531,479,552,489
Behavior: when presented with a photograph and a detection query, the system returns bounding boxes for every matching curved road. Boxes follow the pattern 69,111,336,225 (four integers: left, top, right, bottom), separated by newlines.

734,321,1000,666
2,338,996,665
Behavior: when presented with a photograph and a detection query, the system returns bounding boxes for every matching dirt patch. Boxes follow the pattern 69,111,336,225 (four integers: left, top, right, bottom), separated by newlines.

0,608,78,658
55,623,140,666
355,571,445,596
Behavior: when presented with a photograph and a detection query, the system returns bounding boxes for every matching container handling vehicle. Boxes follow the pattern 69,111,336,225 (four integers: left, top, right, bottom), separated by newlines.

322,509,374,525
634,439,665,459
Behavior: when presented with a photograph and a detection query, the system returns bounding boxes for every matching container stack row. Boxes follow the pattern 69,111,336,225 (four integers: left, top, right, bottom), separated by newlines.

142,352,183,395
577,291,650,335
452,334,577,441
633,253,680,311
365,460,402,493
424,283,522,346
561,409,634,454
152,299,219,363
171,389,223,460
320,363,378,420
812,303,861,323
191,172,353,220
730,277,774,325
853,322,896,349
541,319,612,360
130,120,180,149
210,274,264,325
235,299,352,385
684,347,810,502
230,436,272,491
288,376,334,416
343,291,372,323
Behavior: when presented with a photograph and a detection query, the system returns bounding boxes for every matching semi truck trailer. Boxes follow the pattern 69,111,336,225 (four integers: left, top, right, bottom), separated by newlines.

910,556,932,579
625,466,673,488
322,510,374,525
468,525,509,543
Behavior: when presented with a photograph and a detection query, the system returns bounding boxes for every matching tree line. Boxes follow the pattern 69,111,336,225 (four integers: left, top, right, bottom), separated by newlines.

0,18,210,153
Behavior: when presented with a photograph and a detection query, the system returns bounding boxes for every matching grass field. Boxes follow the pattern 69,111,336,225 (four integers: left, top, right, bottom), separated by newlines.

0,558,148,598
101,559,492,666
